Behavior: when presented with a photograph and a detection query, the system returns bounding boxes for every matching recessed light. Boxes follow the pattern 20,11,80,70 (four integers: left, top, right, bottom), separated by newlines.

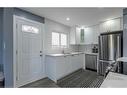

66,17,70,21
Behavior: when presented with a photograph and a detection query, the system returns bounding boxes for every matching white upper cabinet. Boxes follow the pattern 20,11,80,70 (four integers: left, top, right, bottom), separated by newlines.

70,26,85,45
76,27,85,44
90,25,100,44
70,17,123,45
84,25,99,44
70,25,99,45
99,17,123,33
70,26,76,45
120,17,123,30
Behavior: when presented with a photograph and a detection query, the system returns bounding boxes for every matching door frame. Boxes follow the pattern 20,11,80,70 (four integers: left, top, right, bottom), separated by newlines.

13,15,45,87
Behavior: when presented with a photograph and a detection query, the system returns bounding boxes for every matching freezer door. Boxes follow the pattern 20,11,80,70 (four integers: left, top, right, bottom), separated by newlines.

116,34,122,59
99,33,122,61
99,35,108,60
107,34,117,60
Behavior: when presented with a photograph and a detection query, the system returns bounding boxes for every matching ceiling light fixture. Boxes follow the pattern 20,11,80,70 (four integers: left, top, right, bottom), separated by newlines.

66,17,70,21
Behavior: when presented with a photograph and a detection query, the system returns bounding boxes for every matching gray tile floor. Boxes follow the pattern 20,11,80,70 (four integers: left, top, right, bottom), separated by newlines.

22,69,104,88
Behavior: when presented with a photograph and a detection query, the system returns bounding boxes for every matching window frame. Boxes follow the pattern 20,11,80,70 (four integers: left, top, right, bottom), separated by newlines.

51,31,69,48
51,32,60,48
22,25,39,34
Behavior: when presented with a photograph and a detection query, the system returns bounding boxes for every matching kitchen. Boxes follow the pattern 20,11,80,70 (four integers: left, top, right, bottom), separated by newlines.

0,8,127,88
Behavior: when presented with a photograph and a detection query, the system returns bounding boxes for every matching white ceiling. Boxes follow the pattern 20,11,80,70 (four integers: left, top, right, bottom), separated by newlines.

21,8,123,27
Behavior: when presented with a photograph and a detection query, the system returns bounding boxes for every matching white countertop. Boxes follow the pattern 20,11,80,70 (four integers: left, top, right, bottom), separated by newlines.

46,52,98,57
46,52,84,57
101,72,127,88
84,52,98,56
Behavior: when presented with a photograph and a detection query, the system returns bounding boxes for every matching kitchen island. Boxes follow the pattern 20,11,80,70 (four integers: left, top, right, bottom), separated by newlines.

46,52,85,82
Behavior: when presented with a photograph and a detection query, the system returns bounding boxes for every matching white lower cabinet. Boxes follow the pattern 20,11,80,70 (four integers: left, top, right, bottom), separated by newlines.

46,54,84,82
56,56,72,80
71,54,84,72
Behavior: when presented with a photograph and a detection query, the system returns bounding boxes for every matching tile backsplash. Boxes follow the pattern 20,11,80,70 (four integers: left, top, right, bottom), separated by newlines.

78,44,98,53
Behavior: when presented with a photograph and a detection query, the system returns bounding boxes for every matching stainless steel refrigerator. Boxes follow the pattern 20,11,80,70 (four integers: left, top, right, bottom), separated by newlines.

98,31,123,75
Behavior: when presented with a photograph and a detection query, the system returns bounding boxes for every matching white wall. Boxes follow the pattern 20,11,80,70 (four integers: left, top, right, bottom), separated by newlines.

44,18,78,54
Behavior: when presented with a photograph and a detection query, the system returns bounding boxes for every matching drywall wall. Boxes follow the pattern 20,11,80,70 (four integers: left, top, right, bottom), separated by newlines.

3,8,45,87
0,8,3,72
3,8,14,87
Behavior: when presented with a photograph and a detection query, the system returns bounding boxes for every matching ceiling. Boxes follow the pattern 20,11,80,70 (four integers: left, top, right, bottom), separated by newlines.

21,8,123,27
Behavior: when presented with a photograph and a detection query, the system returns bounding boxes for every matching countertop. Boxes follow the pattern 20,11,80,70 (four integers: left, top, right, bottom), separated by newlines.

100,72,127,88
46,52,98,57
46,52,84,57
84,52,98,56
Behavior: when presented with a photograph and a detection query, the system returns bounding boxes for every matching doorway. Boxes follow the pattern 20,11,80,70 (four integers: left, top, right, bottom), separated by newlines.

13,16,45,87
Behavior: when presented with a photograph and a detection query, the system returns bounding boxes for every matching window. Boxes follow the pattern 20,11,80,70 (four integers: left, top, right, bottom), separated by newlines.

22,25,39,34
52,32,68,48
52,32,60,47
61,33,67,48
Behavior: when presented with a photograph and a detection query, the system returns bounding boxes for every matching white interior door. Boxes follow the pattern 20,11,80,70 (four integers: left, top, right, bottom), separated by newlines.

15,17,44,87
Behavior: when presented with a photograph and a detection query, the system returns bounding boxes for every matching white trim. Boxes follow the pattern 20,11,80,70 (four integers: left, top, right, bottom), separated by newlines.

13,15,46,87
13,15,16,87
42,24,46,78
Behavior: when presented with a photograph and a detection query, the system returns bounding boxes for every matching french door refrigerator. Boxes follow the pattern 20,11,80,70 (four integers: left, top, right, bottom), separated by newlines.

98,31,123,75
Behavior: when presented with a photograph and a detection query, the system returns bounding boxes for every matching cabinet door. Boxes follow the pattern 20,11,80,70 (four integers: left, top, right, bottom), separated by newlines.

100,18,121,33
56,57,67,79
111,18,121,31
84,27,93,44
65,56,72,74
120,17,123,30
77,54,84,69
56,56,71,80
80,29,85,44
76,27,85,44
91,25,100,44
100,21,109,33
76,27,80,44
84,25,99,44
71,55,78,72
70,27,76,44
71,54,83,72
73,54,84,71
56,56,73,80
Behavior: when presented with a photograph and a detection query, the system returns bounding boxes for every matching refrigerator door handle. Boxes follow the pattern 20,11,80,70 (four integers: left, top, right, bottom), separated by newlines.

116,35,121,59
99,60,115,64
